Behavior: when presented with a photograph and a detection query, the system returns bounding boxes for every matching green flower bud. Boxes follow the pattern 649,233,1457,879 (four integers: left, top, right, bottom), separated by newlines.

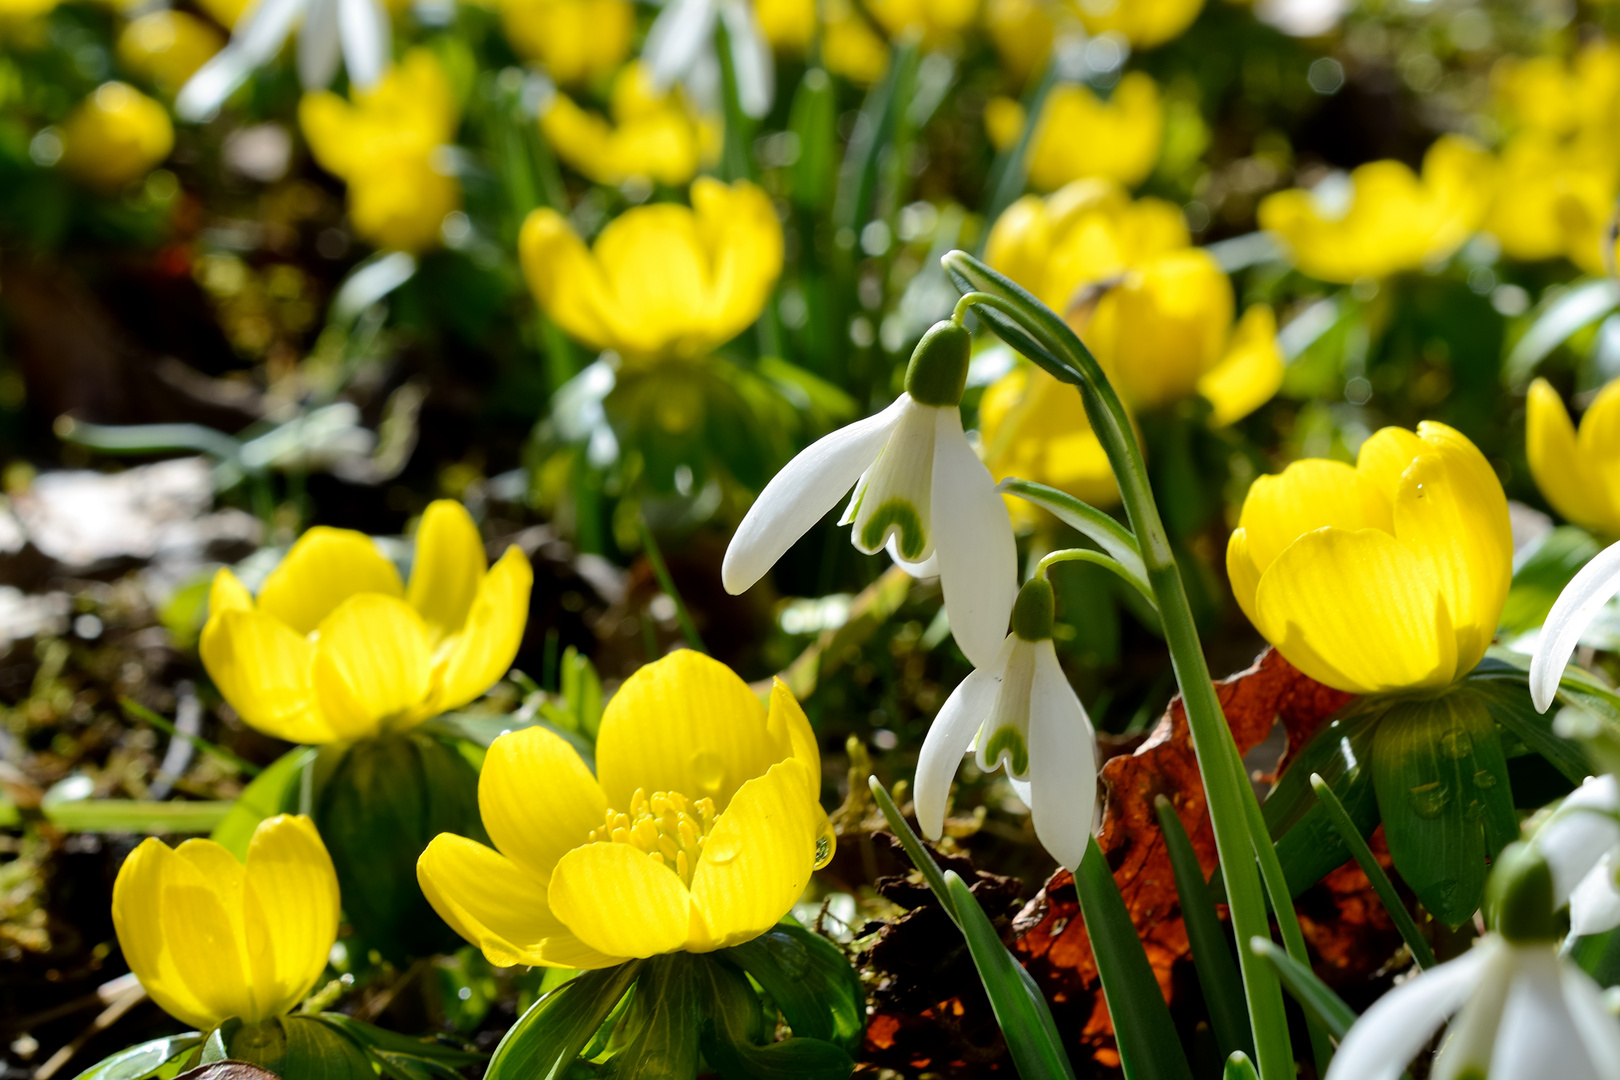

1486,841,1560,944
1012,577,1055,642
904,320,972,407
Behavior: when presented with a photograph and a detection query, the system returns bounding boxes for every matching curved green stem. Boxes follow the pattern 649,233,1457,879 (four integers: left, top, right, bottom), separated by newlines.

943,250,1295,1080
1036,549,1157,611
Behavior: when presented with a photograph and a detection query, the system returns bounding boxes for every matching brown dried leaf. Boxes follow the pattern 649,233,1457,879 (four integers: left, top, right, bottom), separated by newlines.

175,1063,280,1080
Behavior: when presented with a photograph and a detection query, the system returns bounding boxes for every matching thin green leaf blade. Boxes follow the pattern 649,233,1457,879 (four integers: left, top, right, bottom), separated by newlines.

1247,939,1357,1041
70,1034,203,1080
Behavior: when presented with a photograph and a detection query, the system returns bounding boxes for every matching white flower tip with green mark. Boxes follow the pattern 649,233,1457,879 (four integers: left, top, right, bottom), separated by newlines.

1531,541,1620,713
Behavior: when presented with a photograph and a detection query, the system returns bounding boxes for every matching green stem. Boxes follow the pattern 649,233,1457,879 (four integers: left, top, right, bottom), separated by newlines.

637,515,705,653
1036,548,1157,611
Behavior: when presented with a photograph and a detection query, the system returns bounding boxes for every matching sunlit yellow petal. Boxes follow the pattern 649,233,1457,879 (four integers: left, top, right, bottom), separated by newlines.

1352,426,1427,505
255,527,404,636
1255,528,1456,695
428,546,534,714
310,594,433,740
595,650,784,811
200,610,330,744
158,844,256,1025
480,725,608,882
208,567,253,617
407,500,487,643
1528,378,1614,534
689,760,820,950
1086,248,1232,408
243,816,339,1017
519,208,620,353
692,178,784,349
1234,460,1386,581
547,843,692,959
1576,379,1620,529
1197,304,1283,427
418,833,572,967
764,679,820,791
1225,527,1264,629
112,839,220,1030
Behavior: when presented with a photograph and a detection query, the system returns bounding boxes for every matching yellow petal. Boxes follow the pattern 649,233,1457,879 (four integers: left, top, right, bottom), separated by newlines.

1085,249,1232,409
1576,378,1620,530
112,839,221,1030
417,833,582,967
595,650,786,811
764,679,820,792
407,501,487,643
200,610,331,744
310,594,433,740
298,91,358,178
243,816,339,1017
1225,526,1264,629
479,725,608,882
158,842,257,1024
1197,304,1283,427
208,568,253,617
1234,459,1386,582
590,204,711,356
1352,426,1428,506
1254,527,1456,695
1528,377,1613,534
428,546,534,714
689,759,820,950
255,527,404,636
547,842,692,959
519,209,621,353
692,178,783,349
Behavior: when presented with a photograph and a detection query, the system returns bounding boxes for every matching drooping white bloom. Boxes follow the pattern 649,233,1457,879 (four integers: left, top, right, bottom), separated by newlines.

913,577,1096,870
1327,935,1620,1080
176,0,392,122
1535,775,1620,939
1531,541,1620,714
722,321,1018,670
643,0,773,119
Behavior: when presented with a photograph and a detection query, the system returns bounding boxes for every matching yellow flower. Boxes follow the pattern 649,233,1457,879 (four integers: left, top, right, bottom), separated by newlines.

117,12,224,94
865,0,977,46
200,500,532,745
980,361,1125,516
542,63,717,187
1493,44,1620,138
1075,0,1203,48
1485,133,1617,265
985,73,1163,192
417,650,830,968
59,82,174,191
820,0,891,84
985,0,1054,84
520,178,783,363
500,0,631,85
299,49,461,252
1227,422,1512,695
1258,135,1496,283
755,0,814,51
1527,378,1620,538
112,815,339,1031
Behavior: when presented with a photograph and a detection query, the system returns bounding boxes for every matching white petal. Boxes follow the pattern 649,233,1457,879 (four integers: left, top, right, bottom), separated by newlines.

234,0,308,63
1532,541,1620,712
1026,640,1096,871
643,0,718,90
1326,942,1495,1080
853,401,938,560
337,0,390,90
297,0,341,90
975,639,1036,776
719,0,773,118
722,397,907,594
1570,857,1620,938
886,536,939,579
1561,959,1620,1080
1539,776,1620,904
930,409,1017,670
914,638,1013,841
1492,946,1604,1080
175,45,256,121
1432,941,1514,1080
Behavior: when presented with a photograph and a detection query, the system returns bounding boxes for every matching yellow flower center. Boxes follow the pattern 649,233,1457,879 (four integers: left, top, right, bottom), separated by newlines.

588,788,717,886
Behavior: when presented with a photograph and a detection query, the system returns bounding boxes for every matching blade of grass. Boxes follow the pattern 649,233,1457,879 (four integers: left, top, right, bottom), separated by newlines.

1224,1052,1260,1080
120,698,261,778
1309,773,1436,969
43,800,235,833
637,515,705,653
1247,939,1356,1042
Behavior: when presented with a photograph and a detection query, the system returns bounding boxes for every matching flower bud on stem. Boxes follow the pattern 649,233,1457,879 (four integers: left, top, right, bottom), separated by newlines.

904,320,971,407
1487,841,1560,944
1011,577,1054,641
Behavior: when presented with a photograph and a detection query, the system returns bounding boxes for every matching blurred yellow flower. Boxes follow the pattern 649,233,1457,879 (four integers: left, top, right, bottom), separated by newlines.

418,650,830,968
985,73,1163,192
823,0,891,84
1527,378,1620,538
866,0,977,46
201,500,532,745
755,0,814,51
1258,135,1496,283
520,178,783,363
1486,133,1616,265
1227,422,1512,695
1494,43,1620,138
0,0,60,20
59,82,173,191
500,0,631,85
1075,0,1203,48
985,0,1054,84
981,361,1125,514
117,12,224,94
542,63,717,187
112,815,339,1031
300,49,462,252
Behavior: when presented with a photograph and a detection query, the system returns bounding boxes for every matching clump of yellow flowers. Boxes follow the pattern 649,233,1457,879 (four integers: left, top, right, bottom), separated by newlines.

498,0,632,85
116,12,224,95
300,49,462,253
1526,377,1620,538
59,82,174,191
520,178,783,365
419,649,831,967
542,62,718,187
201,500,532,745
113,815,338,1031
984,73,1164,193
1228,422,1511,694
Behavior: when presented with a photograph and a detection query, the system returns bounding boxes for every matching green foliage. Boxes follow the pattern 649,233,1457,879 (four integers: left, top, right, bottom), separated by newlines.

71,1034,203,1080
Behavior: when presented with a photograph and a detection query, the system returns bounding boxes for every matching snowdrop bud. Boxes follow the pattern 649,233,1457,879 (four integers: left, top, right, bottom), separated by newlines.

1488,842,1560,944
1011,577,1054,641
903,320,972,407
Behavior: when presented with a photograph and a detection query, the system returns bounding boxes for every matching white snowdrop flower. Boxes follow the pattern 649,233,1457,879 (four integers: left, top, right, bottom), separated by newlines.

177,0,393,122
912,577,1097,870
1535,775,1620,939
1530,540,1620,714
642,0,773,118
722,320,1018,670
1327,844,1620,1080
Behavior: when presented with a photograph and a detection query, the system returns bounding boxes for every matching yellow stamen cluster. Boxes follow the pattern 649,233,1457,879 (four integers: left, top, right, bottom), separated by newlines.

589,788,717,885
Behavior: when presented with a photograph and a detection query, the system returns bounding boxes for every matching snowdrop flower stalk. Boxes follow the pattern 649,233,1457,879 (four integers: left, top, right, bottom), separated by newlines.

176,0,392,122
915,574,1097,870
1326,843,1620,1080
722,318,1018,669
642,0,773,118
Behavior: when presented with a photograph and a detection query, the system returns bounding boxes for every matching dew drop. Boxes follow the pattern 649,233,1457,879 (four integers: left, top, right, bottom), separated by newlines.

1473,768,1498,789
704,829,741,864
813,816,837,870
1409,781,1450,818
1439,728,1473,760
689,751,725,794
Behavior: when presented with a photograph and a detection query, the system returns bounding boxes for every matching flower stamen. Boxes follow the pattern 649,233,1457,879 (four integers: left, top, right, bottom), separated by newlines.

589,788,717,886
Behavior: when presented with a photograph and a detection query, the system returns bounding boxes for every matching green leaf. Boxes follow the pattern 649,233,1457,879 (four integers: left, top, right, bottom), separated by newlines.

42,799,235,834
1500,526,1601,636
944,872,1082,1080
211,748,313,859
1246,939,1357,1041
998,479,1148,590
1222,1052,1260,1080
696,956,854,1080
309,1014,483,1080
1153,796,1253,1062
1371,688,1518,928
1468,672,1589,784
220,1017,373,1079
788,67,836,213
1072,840,1196,1080
486,961,645,1080
70,1034,203,1080
1503,278,1619,387
599,956,702,1079
723,924,864,1052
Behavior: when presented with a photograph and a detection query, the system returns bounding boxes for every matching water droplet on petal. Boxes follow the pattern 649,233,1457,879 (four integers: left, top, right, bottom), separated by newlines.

1439,728,1473,760
689,751,725,794
813,815,837,870
704,829,741,864
1409,781,1450,818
